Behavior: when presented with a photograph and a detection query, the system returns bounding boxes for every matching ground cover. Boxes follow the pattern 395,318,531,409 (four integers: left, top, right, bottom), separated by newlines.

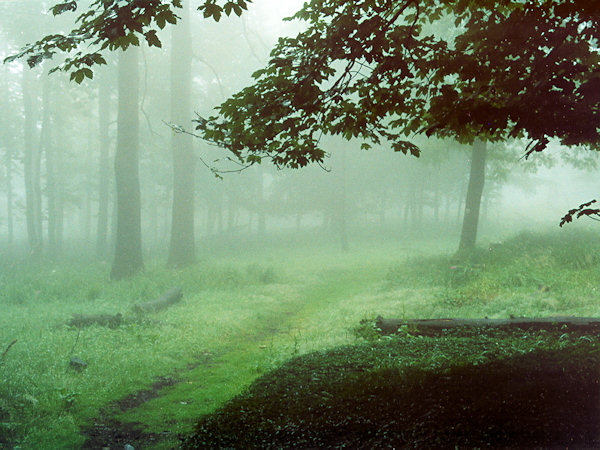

1,228,599,448
185,330,600,448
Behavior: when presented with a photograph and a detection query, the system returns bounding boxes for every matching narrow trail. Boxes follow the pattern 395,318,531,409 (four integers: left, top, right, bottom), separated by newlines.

80,267,379,449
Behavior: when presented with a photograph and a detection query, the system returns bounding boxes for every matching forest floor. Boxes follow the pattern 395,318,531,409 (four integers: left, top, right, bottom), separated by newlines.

84,328,600,449
184,329,600,448
1,228,600,448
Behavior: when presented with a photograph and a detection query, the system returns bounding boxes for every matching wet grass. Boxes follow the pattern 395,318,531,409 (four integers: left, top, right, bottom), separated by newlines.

1,228,599,447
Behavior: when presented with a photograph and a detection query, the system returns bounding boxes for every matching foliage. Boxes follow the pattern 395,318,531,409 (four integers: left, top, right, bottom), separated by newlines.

193,0,600,167
560,200,600,227
4,0,251,82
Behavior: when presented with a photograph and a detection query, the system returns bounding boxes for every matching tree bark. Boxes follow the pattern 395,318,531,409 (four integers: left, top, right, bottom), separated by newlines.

111,47,143,280
5,136,14,247
376,316,600,336
458,139,486,251
96,69,111,260
334,150,348,252
168,0,196,267
256,167,266,236
42,75,59,256
22,69,42,257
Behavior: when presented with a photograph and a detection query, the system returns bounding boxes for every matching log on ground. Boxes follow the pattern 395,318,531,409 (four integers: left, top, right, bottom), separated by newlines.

376,315,600,336
133,287,183,313
68,313,123,329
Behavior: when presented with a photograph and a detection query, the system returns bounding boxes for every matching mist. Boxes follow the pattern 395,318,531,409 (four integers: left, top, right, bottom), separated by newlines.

1,1,599,448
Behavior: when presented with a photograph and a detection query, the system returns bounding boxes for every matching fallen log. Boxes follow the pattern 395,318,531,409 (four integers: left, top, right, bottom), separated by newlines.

375,315,600,336
68,313,122,329
133,287,183,313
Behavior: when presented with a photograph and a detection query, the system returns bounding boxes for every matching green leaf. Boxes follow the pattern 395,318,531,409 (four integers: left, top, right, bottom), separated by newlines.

50,1,77,16
70,69,85,84
144,30,161,48
164,10,178,24
81,67,93,79
156,13,166,29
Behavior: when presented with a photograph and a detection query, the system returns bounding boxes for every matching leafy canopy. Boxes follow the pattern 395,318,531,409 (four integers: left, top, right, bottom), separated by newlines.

4,0,251,83
194,0,600,168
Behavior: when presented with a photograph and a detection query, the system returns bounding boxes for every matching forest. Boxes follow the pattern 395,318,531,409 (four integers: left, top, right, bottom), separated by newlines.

0,0,599,448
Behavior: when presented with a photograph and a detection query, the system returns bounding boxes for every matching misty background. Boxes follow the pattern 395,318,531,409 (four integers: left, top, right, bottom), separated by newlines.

0,0,598,262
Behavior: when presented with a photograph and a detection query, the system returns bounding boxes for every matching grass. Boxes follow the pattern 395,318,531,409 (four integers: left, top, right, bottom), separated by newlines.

1,227,599,447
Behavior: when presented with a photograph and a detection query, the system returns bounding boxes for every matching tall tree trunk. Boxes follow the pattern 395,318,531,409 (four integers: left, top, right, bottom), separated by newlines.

458,139,487,251
111,47,143,280
6,143,13,246
433,166,440,223
22,70,42,257
168,0,195,267
256,167,266,236
84,123,93,243
96,69,111,259
55,139,64,254
335,150,348,252
41,75,59,257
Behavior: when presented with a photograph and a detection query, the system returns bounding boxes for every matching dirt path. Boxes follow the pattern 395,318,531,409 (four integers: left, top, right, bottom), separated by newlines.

81,376,182,448
80,269,374,449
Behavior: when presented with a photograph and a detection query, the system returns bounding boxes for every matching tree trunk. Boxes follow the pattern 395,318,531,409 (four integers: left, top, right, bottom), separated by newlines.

22,69,42,257
335,150,348,252
458,139,486,251
256,167,266,236
111,47,143,280
6,139,14,247
97,69,111,260
168,0,196,267
84,123,93,243
42,75,59,256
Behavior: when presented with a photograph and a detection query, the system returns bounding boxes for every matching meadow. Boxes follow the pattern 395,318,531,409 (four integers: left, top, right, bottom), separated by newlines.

1,226,599,448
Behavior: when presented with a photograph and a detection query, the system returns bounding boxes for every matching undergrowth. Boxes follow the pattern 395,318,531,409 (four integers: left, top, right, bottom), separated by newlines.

0,260,283,448
1,229,600,447
384,229,600,316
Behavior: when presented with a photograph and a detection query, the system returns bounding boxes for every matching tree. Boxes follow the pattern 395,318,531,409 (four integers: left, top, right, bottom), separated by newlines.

5,0,252,80
193,0,600,248
96,65,113,260
22,68,43,257
168,0,195,267
6,0,251,276
459,140,486,251
110,46,143,280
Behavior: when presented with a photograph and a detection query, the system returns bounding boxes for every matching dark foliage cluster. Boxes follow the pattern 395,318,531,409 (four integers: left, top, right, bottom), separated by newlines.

4,0,250,82
193,0,600,167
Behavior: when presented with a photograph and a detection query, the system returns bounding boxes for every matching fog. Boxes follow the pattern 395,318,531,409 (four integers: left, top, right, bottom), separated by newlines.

1,2,599,448
0,1,598,261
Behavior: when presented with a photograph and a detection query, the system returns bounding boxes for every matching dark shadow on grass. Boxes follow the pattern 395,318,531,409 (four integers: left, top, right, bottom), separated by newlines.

184,345,600,448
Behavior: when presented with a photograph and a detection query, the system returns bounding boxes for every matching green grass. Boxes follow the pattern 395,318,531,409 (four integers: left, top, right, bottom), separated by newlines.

1,228,599,447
